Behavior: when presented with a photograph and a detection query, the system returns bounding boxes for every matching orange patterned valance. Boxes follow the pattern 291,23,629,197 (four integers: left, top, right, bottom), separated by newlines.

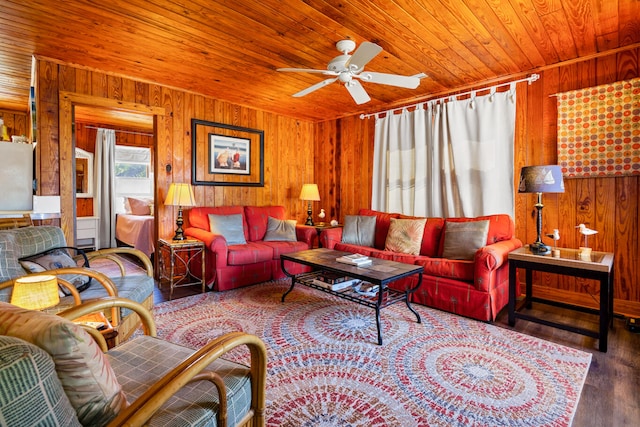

556,77,640,178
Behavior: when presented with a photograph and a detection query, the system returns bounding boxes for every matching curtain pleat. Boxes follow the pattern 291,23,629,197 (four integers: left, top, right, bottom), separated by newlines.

95,129,116,248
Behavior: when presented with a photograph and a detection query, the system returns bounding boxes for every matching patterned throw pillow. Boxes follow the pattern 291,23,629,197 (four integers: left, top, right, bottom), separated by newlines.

0,336,82,426
0,302,127,427
384,218,427,255
441,220,490,260
341,215,377,247
208,213,247,245
263,216,297,241
19,248,91,295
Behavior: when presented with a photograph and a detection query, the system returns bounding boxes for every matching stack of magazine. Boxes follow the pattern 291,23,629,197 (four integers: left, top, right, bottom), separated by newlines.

353,281,379,297
336,253,372,267
311,271,360,291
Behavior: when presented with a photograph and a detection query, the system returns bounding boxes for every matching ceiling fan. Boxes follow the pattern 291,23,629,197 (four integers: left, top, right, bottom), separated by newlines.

278,40,423,105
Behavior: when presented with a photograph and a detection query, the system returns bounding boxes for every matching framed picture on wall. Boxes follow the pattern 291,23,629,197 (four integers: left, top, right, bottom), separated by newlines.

209,134,250,175
191,119,264,187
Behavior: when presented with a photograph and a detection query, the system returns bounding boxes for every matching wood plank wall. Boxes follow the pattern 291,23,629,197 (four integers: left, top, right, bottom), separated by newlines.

315,48,640,315
34,59,315,245
0,110,28,139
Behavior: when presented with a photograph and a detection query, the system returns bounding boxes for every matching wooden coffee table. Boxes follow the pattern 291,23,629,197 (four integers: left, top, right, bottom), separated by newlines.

280,248,424,345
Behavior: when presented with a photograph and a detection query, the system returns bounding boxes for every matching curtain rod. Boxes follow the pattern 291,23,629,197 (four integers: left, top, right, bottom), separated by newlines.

360,74,540,119
84,125,154,137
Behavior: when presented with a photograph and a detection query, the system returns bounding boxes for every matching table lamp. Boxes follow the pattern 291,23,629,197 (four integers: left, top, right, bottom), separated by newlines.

11,275,60,310
518,165,564,254
165,183,197,240
299,183,320,226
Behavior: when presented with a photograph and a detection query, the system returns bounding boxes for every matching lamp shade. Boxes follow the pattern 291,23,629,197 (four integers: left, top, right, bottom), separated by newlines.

164,183,197,207
518,165,565,193
11,275,60,310
299,184,320,201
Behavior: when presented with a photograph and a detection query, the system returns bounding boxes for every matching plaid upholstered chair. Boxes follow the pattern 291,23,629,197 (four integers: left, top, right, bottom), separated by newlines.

0,225,154,344
0,297,267,427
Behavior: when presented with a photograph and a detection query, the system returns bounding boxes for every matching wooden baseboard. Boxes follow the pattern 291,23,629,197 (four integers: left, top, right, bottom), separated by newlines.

531,285,640,318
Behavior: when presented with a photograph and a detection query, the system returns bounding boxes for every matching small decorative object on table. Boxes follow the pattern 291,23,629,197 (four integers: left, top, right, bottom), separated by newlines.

576,223,597,260
318,208,326,220
330,219,339,226
546,229,561,258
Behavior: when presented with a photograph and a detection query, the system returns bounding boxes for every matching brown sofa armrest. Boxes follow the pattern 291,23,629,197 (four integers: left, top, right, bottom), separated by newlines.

320,227,343,249
295,225,316,246
474,238,523,292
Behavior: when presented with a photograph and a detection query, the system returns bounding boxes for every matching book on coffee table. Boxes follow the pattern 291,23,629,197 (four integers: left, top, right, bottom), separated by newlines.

311,278,360,291
315,271,351,284
336,253,372,267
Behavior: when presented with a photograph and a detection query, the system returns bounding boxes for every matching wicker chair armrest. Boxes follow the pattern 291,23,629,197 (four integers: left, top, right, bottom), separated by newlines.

106,331,267,427
85,247,154,277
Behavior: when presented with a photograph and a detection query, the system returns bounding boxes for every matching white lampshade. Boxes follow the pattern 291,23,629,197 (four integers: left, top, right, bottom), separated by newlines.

11,275,60,310
299,184,320,201
164,183,196,207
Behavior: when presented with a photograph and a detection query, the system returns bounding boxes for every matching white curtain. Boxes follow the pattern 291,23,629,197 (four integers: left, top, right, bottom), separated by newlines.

94,129,116,248
372,86,516,218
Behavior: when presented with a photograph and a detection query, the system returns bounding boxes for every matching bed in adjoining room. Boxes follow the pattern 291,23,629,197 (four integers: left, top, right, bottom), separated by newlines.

115,197,155,259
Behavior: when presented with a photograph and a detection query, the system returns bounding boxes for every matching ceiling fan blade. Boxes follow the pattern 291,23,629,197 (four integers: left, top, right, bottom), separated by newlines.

357,72,421,89
293,77,338,97
345,80,371,104
278,68,337,75
346,41,383,70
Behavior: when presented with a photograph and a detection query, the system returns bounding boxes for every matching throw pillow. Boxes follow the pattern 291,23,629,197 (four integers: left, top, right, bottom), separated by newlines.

19,248,92,295
0,336,82,426
342,215,377,247
441,220,490,260
208,213,247,245
263,216,297,242
127,197,153,215
384,218,427,255
0,302,127,427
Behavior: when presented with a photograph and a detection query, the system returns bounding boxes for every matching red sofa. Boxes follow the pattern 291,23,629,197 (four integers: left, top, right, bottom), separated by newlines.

184,206,315,291
321,209,522,321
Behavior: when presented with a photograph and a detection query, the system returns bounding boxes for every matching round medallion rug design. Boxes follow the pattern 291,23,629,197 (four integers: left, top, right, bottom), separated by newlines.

152,280,591,426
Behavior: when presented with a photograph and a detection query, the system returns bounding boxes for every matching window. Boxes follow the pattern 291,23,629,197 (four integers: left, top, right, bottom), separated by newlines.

115,146,153,213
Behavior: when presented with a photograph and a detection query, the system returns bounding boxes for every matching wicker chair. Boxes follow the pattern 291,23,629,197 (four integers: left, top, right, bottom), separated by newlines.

0,297,267,427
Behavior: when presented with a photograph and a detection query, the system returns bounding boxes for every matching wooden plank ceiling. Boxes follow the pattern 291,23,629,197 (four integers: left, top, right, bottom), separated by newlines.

0,0,638,123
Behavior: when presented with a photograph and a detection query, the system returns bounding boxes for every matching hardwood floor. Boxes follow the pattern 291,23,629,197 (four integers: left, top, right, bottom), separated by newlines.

153,283,640,426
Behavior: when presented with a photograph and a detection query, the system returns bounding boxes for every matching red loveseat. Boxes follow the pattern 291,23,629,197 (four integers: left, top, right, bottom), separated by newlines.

320,209,523,321
184,206,315,291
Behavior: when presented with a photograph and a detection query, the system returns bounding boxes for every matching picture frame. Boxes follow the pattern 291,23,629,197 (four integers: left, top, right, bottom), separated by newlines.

191,119,264,187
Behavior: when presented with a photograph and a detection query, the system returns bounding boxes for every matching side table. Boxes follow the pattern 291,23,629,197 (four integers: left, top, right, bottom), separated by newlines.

73,312,118,349
508,246,614,352
157,238,206,300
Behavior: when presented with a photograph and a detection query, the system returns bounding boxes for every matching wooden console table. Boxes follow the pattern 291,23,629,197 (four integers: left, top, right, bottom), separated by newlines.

508,246,614,352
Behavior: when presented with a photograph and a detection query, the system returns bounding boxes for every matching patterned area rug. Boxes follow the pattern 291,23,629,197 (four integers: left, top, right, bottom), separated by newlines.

152,280,591,427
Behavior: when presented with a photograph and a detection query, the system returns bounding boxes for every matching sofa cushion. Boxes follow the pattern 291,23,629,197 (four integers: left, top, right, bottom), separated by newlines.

0,232,25,301
417,257,475,282
245,206,287,241
227,242,274,265
358,209,401,250
260,240,309,259
441,220,490,260
208,214,247,245
385,218,427,255
188,205,247,236
0,302,127,427
108,335,252,427
0,336,82,427
263,216,297,242
399,215,445,257
437,214,515,255
342,215,377,247
13,226,68,259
